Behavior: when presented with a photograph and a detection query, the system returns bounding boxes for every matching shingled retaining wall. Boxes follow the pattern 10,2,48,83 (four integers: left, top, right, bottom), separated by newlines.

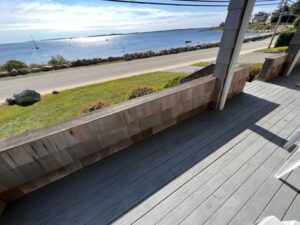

0,65,249,213
259,54,289,81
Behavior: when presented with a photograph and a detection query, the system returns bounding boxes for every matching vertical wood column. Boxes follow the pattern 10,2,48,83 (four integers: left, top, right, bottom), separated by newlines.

285,26,300,76
0,200,6,215
213,0,255,110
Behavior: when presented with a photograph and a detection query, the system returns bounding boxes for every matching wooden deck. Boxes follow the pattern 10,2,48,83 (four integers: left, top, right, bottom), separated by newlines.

1,69,299,225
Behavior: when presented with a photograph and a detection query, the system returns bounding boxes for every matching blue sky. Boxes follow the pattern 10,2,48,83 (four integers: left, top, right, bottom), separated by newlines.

0,0,277,44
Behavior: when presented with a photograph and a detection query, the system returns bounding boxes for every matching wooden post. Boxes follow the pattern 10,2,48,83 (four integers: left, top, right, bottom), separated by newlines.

285,26,300,76
0,200,6,215
213,0,256,111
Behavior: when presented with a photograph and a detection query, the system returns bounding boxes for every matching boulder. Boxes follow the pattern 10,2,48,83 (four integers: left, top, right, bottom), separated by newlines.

108,57,116,62
18,68,31,75
0,71,9,78
31,68,42,73
90,58,98,64
71,60,81,67
14,90,41,105
124,54,133,61
53,65,62,70
41,66,53,71
52,90,60,94
60,64,70,69
9,69,19,76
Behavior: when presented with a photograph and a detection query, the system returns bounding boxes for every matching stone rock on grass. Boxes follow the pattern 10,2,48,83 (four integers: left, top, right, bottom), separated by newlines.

52,90,60,94
14,89,41,106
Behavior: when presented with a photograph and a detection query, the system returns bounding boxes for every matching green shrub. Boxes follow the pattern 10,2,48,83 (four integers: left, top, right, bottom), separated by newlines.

48,55,69,65
80,99,111,114
3,60,28,71
248,63,263,82
128,85,155,100
164,76,184,88
271,15,296,24
293,17,300,29
275,32,295,47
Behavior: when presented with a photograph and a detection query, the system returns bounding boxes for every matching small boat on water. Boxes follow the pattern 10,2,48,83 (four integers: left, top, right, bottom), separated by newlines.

31,35,40,50
185,40,192,44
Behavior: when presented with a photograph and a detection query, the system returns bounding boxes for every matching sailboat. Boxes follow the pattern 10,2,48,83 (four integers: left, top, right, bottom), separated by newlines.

31,35,40,50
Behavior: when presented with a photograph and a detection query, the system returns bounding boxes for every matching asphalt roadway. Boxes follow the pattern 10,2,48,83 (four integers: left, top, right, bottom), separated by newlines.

0,38,274,102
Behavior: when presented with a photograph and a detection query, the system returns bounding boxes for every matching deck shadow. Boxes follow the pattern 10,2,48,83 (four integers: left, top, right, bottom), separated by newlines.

250,124,290,152
0,92,280,225
268,66,300,91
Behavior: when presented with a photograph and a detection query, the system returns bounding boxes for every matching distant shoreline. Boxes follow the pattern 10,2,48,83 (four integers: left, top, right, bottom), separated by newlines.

1,27,213,45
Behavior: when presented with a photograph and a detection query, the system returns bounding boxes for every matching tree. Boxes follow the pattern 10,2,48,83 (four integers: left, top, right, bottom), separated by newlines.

290,0,300,16
219,22,225,28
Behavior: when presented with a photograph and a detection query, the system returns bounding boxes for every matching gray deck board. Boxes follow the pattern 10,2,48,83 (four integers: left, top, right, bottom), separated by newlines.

283,194,300,221
134,101,300,225
228,131,300,225
0,70,299,225
172,112,300,225
203,115,300,225
256,161,300,222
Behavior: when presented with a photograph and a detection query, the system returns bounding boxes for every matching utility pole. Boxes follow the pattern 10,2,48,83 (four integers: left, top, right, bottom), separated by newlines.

268,0,288,48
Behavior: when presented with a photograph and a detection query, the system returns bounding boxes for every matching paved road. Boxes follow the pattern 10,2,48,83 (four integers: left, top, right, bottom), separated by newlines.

0,38,274,102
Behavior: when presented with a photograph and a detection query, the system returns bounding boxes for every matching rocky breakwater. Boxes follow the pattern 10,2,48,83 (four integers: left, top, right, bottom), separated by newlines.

0,33,273,78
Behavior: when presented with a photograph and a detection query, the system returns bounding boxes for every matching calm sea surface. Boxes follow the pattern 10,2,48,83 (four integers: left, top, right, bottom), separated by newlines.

0,28,259,64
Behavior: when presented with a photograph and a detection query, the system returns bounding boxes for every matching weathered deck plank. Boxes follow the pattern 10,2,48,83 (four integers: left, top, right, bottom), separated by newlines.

256,162,300,222
228,131,300,225
166,110,300,225
132,99,300,225
283,194,300,221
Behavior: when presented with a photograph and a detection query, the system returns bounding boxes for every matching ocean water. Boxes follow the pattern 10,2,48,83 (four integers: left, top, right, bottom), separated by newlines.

0,28,259,64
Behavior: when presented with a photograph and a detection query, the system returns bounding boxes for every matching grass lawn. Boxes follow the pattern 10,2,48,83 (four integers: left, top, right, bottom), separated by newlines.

0,71,187,139
192,61,212,67
255,46,288,53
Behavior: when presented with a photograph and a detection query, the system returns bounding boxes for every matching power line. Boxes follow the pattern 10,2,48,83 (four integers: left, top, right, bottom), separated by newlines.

103,0,229,7
103,0,282,7
171,0,281,1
